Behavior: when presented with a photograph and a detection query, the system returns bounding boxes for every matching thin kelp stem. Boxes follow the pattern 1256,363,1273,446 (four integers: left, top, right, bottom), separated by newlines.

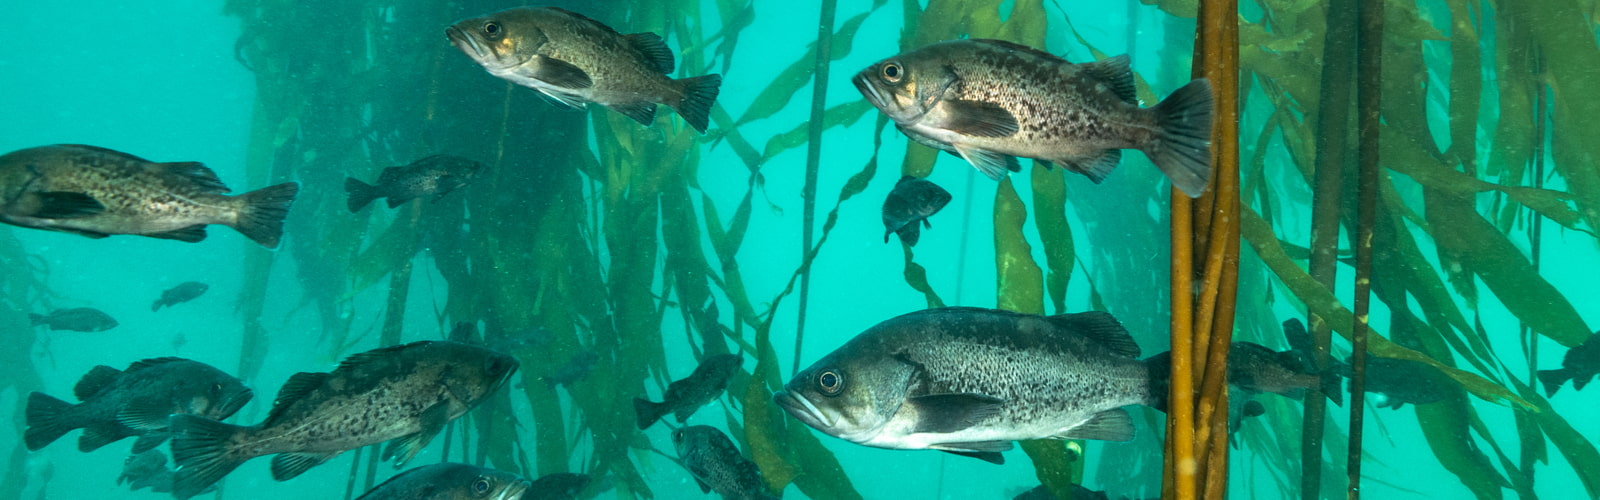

794,0,838,376
1303,0,1358,496
1347,0,1383,496
1166,187,1196,500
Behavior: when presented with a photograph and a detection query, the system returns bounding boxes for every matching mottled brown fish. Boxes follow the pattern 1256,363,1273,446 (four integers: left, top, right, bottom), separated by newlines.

29,307,118,332
169,341,518,499
25,357,252,453
673,425,777,500
854,40,1214,196
447,7,722,133
356,463,529,500
634,353,742,429
882,176,952,246
345,155,485,212
152,281,209,311
0,144,299,247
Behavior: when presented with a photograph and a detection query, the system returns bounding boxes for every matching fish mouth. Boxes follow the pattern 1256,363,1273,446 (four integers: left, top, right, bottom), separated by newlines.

773,390,835,431
445,25,487,60
497,479,530,500
212,388,254,420
852,71,888,110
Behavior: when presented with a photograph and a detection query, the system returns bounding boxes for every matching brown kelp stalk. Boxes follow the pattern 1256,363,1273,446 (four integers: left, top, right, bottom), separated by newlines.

794,0,839,375
1302,0,1358,496
1165,0,1240,497
1346,0,1383,496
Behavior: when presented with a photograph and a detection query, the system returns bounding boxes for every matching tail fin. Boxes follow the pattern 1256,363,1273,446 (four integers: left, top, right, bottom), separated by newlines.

152,298,168,311
1143,352,1172,413
233,182,299,249
28,313,47,326
1144,79,1215,197
1321,371,1344,406
24,392,77,450
170,414,250,500
633,398,665,429
1576,373,1595,392
670,74,722,134
1538,369,1570,397
345,178,380,212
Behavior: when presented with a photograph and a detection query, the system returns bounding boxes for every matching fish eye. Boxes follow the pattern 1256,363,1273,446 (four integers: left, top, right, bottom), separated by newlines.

881,63,903,84
482,21,501,37
817,369,845,395
472,477,492,495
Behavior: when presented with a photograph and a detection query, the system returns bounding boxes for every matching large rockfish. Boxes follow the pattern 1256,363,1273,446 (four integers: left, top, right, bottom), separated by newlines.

169,341,519,499
854,40,1214,197
774,307,1160,464
0,144,299,247
24,357,252,454
447,7,722,133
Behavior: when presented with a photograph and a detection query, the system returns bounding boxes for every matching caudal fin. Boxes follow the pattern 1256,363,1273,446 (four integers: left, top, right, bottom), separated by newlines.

24,392,77,450
1142,352,1172,413
345,178,381,212
633,398,666,429
1321,371,1344,406
1144,79,1215,198
1538,369,1570,397
170,414,250,500
670,74,722,134
233,182,299,249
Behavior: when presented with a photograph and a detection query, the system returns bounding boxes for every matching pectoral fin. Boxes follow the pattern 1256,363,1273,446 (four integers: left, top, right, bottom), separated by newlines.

533,56,593,89
907,393,1005,433
941,100,1019,137
380,403,449,467
25,192,105,219
954,146,1021,181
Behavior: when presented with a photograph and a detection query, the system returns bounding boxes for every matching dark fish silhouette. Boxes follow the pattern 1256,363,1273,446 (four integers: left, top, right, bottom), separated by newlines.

854,40,1213,196
1350,356,1454,409
0,144,299,247
634,354,742,429
169,341,518,499
119,449,217,494
25,357,252,453
345,155,484,212
525,473,592,500
356,463,529,500
673,425,778,500
1538,331,1600,396
882,176,952,246
152,281,209,311
1227,341,1341,405
545,350,600,389
447,7,722,133
1012,484,1116,500
29,307,118,332
775,308,1159,465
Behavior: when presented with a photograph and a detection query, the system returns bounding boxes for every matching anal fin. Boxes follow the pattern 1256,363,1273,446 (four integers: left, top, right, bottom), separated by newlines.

954,146,1021,181
1060,149,1122,184
1055,408,1135,442
608,101,658,127
270,451,339,481
146,225,208,243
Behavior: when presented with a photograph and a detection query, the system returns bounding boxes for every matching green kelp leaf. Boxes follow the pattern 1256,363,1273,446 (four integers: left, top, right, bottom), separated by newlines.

994,178,1044,315
709,105,765,173
1383,126,1585,230
735,11,876,126
902,243,946,308
1031,165,1075,314
758,101,873,162
344,214,420,298
744,321,800,494
1519,379,1600,498
1240,207,1534,410
1415,395,1512,500
1021,440,1084,500
788,420,864,500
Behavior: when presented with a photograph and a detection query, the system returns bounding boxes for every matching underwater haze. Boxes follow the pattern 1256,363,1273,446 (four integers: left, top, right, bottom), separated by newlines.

3,0,1599,499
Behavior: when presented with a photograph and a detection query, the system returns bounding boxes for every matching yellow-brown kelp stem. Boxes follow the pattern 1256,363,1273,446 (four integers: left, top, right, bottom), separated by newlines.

1346,0,1382,496
1165,0,1240,498
794,0,839,376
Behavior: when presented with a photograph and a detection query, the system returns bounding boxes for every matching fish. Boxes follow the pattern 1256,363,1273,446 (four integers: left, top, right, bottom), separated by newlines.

446,7,723,133
356,463,530,500
853,40,1214,196
524,473,592,500
0,144,299,247
24,357,253,453
152,281,209,311
345,155,485,212
882,176,952,246
1350,356,1454,409
1011,484,1115,500
29,307,118,332
672,425,778,500
545,350,600,389
119,449,216,494
774,307,1159,464
1226,341,1341,405
169,340,519,499
1537,331,1600,396
634,353,743,429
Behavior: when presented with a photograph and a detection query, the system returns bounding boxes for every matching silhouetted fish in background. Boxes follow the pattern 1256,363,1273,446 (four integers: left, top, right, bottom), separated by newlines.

355,462,529,500
0,144,299,247
1538,331,1600,396
152,281,209,311
25,357,252,453
673,425,778,500
525,473,593,500
345,155,484,212
120,449,218,494
634,354,743,429
446,7,722,133
1350,356,1454,409
29,307,118,332
545,350,600,389
882,176,952,246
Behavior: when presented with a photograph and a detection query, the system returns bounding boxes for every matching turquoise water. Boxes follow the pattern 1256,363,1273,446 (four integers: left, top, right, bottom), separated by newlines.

4,1,1598,499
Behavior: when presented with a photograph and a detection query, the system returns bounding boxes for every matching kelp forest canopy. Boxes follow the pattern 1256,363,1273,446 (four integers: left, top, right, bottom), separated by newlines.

1,0,1598,499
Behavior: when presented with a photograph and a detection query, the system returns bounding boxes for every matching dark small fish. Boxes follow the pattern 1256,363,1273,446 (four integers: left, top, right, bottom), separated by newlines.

1351,357,1454,409
0,144,299,247
152,281,209,311
346,155,485,212
1227,342,1341,405
447,7,722,133
634,354,743,429
25,357,252,453
673,425,777,500
525,473,592,500
356,463,529,500
29,307,118,332
882,176,952,246
545,350,600,389
1012,484,1115,500
1538,331,1600,396
169,341,518,499
120,449,217,494
854,40,1214,196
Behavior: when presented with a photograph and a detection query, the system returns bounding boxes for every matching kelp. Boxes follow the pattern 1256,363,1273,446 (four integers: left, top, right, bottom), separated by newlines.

0,229,48,499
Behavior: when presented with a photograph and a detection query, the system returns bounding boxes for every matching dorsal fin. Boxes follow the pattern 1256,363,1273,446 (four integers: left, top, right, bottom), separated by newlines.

74,365,122,400
126,357,189,372
1077,55,1136,104
624,33,675,74
968,39,1069,63
544,7,620,35
1048,311,1139,358
57,144,156,163
264,371,328,426
151,162,230,194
